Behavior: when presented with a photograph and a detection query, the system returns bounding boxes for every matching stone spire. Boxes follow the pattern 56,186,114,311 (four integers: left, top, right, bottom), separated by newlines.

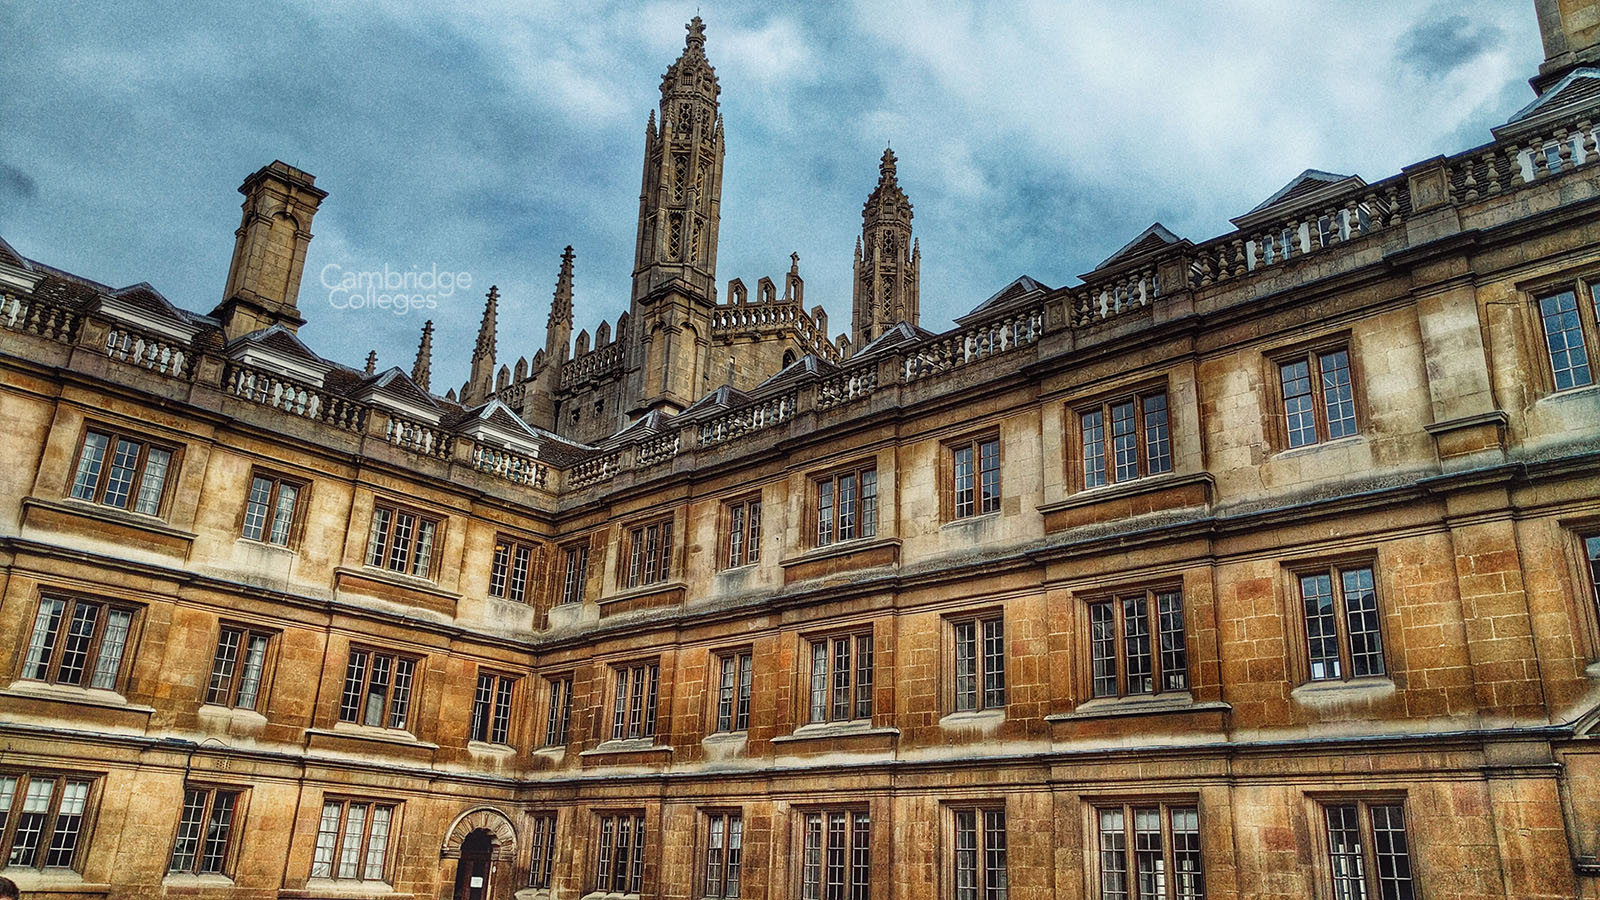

463,285,498,406
852,147,920,348
631,15,725,304
547,246,575,361
412,319,434,391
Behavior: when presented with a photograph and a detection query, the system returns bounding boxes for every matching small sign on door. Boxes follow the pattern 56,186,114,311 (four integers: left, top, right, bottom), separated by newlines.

470,876,484,888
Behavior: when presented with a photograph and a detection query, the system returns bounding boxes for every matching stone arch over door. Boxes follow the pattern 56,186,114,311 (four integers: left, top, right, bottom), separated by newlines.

441,807,517,861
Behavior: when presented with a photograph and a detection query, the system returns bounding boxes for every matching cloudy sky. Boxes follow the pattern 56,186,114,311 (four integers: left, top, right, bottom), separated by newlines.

1,1,1545,389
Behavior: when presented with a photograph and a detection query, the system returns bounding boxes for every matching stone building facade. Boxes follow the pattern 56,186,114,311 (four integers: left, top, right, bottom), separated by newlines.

0,5,1599,900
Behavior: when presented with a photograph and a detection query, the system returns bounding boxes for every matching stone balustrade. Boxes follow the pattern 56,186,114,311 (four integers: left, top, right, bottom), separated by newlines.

817,364,878,411
223,361,369,432
385,414,453,459
471,443,548,488
570,452,622,489
105,324,193,378
0,291,80,343
699,391,797,447
1071,263,1159,328
559,341,624,387
903,307,1044,382
636,431,682,469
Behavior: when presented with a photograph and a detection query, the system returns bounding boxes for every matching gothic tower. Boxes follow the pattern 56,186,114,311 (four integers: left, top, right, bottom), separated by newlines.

851,148,920,348
626,16,725,416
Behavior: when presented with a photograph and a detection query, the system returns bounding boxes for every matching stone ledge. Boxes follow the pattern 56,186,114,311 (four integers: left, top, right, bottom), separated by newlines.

1039,472,1212,532
21,495,197,554
578,739,672,757
1046,695,1229,722
781,538,901,584
771,722,900,744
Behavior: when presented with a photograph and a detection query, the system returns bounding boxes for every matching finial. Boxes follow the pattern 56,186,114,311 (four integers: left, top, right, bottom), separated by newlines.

790,251,800,274
365,350,377,376
686,16,706,48
880,147,898,179
412,320,434,391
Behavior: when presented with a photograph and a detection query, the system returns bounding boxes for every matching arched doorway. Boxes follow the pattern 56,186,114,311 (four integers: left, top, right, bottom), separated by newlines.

453,829,495,900
441,807,517,900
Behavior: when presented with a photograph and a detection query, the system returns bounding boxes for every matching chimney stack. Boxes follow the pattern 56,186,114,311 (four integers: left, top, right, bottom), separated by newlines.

213,160,327,341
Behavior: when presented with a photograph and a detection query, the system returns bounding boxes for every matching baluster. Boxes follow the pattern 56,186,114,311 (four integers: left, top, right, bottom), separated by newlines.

1460,157,1478,203
1557,128,1574,172
1583,120,1599,167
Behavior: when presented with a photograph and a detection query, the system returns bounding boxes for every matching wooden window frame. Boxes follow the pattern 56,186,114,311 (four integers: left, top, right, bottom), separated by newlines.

239,470,307,547
1070,385,1173,491
723,495,763,570
621,517,675,589
336,646,421,732
1088,800,1205,900
713,649,754,733
469,670,520,746
945,431,1002,520
1284,558,1388,685
812,462,879,549
948,803,1008,900
1307,794,1416,900
167,783,246,877
488,534,538,604
19,593,140,693
363,501,444,580
542,673,573,748
66,424,181,517
803,630,875,725
593,810,648,895
946,611,1006,714
701,808,744,899
1528,278,1600,393
309,796,400,882
609,660,661,742
794,805,871,900
1081,585,1189,701
0,770,99,872
560,539,591,604
204,623,276,711
528,811,558,889
1580,530,1600,658
1265,334,1362,452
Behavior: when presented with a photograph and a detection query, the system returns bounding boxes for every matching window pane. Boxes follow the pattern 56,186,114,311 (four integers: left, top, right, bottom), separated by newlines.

1281,359,1317,447
1123,596,1152,695
339,651,368,723
1325,804,1369,900
982,618,1006,710
855,636,874,720
1341,567,1385,677
411,519,436,578
269,482,299,545
1370,804,1414,900
56,602,101,687
365,508,391,567
1319,350,1358,439
364,805,392,881
90,608,132,690
1133,807,1166,900
1098,808,1128,900
727,815,743,897
337,803,366,879
1111,401,1139,482
1301,573,1342,681
71,432,109,501
954,445,975,518
839,474,858,541
489,543,510,598
242,476,274,541
1540,291,1593,390
1157,591,1188,692
199,790,236,874
311,801,341,878
207,628,241,705
979,439,1001,515
810,642,828,723
955,809,978,900
1143,394,1171,475
802,813,823,900
833,638,851,721
44,780,89,869
170,789,206,873
133,447,171,515
1090,602,1117,698
389,657,415,730
237,634,269,710
859,470,878,538
24,597,65,680
737,653,753,731
102,438,142,509
984,809,1008,900
954,621,977,712
364,654,391,728
1082,410,1107,487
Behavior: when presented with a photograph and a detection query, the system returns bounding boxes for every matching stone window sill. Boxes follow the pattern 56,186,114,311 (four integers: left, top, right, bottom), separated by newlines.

26,495,196,541
1,681,152,714
1047,693,1230,722
599,581,686,605
772,721,899,744
197,704,269,726
1043,471,1211,512
1,868,108,893
340,565,451,598
467,740,518,756
1270,433,1366,460
162,873,236,888
702,730,748,745
1290,677,1395,701
781,537,900,568
579,739,672,757
235,536,298,554
309,723,439,750
939,709,1005,727
299,877,397,897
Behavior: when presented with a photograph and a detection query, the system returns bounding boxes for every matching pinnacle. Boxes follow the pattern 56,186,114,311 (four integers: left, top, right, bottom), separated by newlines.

686,16,706,49
880,147,898,180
